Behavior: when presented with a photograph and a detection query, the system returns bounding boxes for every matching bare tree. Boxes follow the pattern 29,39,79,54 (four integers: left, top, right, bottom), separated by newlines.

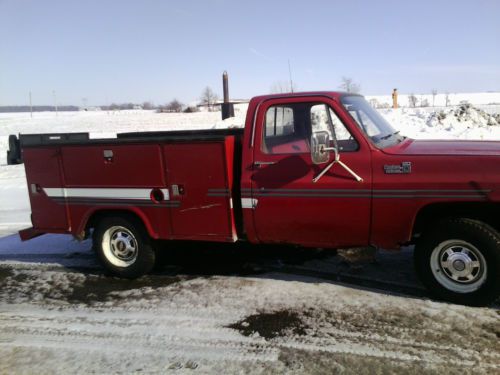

142,101,154,110
200,87,218,111
368,98,380,108
408,94,418,108
431,89,438,107
165,99,183,112
270,80,297,94
339,76,361,94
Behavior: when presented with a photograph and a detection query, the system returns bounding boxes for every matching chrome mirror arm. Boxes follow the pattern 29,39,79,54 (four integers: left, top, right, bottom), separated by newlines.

312,159,336,183
312,149,363,183
336,160,364,182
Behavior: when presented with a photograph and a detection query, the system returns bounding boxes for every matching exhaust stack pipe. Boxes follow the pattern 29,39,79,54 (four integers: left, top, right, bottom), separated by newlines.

223,71,229,104
221,71,234,120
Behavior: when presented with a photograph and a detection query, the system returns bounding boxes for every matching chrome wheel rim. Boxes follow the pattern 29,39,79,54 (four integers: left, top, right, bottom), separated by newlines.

102,226,138,267
430,240,487,293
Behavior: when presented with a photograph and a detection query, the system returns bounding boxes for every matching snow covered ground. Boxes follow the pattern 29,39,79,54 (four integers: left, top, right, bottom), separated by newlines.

0,99,499,373
0,238,499,373
366,91,500,108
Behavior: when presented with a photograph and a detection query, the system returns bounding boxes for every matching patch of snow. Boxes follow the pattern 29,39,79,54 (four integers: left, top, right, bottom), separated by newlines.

366,91,500,108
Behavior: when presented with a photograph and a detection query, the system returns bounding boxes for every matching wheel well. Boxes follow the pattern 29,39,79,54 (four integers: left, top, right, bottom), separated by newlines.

412,202,500,238
85,210,149,234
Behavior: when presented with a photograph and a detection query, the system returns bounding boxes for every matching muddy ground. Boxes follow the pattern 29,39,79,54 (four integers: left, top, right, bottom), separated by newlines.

0,236,498,374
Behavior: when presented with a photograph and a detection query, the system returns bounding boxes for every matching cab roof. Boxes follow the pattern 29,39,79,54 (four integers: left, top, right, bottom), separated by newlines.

249,91,362,104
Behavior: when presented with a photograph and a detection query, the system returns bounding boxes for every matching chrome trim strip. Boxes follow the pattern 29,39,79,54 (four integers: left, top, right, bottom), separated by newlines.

240,188,491,194
44,187,171,201
250,102,262,147
374,189,491,193
249,193,372,198
246,188,371,193
372,195,488,199
52,199,181,207
240,194,486,200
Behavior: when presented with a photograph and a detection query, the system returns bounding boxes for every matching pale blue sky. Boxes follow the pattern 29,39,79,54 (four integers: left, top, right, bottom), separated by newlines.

1,0,499,105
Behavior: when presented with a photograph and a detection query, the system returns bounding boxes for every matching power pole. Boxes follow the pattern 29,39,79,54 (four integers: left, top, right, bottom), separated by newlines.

29,91,33,118
53,90,58,116
288,59,294,93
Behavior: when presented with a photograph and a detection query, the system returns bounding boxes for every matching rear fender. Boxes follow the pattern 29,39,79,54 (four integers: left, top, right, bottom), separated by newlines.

78,207,159,239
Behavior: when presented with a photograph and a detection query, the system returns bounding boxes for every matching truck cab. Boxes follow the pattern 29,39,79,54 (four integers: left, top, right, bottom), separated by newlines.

241,93,373,249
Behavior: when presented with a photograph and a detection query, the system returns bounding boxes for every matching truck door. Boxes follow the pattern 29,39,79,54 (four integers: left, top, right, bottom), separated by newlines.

249,97,372,248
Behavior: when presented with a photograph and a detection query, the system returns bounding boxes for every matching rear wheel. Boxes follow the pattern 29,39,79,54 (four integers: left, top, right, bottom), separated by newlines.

415,218,500,306
93,215,155,278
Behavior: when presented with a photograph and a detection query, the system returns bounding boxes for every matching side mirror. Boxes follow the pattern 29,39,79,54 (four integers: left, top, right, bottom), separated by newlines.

311,131,331,164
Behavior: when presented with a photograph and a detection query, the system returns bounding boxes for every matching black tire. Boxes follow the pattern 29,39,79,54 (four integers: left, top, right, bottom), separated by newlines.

415,218,500,306
93,215,155,278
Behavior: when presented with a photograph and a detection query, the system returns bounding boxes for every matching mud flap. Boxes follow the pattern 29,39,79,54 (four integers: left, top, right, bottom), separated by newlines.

18,227,45,241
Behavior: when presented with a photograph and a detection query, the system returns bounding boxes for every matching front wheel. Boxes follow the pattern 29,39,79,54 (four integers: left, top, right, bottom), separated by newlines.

93,215,155,278
415,218,500,306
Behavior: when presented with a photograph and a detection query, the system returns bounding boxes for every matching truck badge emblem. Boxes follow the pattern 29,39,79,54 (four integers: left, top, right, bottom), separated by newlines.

384,162,412,174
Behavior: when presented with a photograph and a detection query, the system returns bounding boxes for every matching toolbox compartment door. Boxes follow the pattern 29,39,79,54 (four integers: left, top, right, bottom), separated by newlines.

163,140,236,242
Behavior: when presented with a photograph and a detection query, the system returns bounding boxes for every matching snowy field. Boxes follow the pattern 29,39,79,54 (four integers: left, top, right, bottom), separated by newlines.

1,98,499,373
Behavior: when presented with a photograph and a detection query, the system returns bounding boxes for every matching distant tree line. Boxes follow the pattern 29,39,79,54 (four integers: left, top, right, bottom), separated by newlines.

0,102,199,113
101,103,140,111
0,106,79,113
1,87,220,113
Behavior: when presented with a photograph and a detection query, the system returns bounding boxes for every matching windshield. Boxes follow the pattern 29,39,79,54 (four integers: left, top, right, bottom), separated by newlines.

341,95,405,148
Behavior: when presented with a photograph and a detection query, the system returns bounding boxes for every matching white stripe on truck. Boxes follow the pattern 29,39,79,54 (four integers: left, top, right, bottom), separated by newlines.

44,188,170,201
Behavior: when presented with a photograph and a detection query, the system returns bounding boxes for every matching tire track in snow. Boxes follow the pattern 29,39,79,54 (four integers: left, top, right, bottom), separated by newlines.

0,265,498,373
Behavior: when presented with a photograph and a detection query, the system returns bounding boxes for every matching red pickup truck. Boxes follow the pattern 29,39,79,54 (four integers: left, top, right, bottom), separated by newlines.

13,92,500,305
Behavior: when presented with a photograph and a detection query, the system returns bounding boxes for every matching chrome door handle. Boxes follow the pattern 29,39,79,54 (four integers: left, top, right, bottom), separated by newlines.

254,161,276,168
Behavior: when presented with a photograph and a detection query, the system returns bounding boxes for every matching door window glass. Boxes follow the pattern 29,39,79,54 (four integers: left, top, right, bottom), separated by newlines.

310,104,358,152
262,102,358,154
263,104,309,154
265,106,294,137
